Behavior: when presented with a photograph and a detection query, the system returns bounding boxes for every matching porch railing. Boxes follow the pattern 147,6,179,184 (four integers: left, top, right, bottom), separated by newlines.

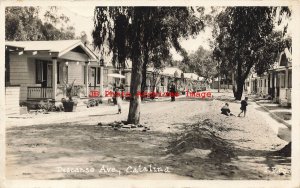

27,87,53,99
89,86,101,91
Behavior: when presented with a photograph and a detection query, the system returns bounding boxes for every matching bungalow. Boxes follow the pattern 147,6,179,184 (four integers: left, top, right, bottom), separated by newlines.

269,48,292,106
122,66,184,94
244,47,292,107
183,73,205,91
5,40,117,114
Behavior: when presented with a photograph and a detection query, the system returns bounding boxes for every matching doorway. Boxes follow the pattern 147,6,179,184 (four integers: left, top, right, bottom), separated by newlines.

47,64,52,87
89,67,97,88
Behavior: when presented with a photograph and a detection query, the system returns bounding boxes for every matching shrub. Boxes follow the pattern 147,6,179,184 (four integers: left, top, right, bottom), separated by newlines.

39,99,56,112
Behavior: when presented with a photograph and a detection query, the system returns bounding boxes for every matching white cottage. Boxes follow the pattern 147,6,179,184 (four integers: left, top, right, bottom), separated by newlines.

269,48,292,106
5,40,119,114
244,48,292,107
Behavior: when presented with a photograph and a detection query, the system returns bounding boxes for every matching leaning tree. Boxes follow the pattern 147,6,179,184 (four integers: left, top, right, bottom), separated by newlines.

92,7,206,124
213,7,291,100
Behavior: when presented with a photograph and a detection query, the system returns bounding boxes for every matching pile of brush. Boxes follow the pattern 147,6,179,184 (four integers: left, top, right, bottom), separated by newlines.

96,121,150,132
167,119,236,162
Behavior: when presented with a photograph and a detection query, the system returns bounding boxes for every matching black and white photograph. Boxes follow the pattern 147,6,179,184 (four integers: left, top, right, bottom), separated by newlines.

1,1,299,188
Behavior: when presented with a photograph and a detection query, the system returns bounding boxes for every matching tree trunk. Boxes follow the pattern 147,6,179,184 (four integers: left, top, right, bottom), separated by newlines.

141,57,148,101
218,74,220,93
232,71,237,98
226,75,229,89
127,61,142,124
234,60,245,100
127,9,143,125
235,78,244,100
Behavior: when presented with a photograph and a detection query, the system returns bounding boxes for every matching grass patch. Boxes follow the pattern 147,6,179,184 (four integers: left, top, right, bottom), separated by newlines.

274,112,292,121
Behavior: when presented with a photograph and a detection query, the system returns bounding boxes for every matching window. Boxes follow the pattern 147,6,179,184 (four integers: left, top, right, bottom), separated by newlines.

36,59,60,86
103,69,108,86
264,79,266,87
260,80,262,87
161,77,164,86
276,74,280,87
57,62,60,84
58,62,67,84
84,66,87,84
288,70,292,88
36,60,48,84
280,74,285,88
63,66,68,84
97,67,100,84
5,50,10,85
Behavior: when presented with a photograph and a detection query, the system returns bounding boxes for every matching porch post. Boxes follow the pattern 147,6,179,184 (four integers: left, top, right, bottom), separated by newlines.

85,62,89,97
274,72,277,101
278,72,282,88
285,68,288,89
248,77,252,94
285,68,289,101
100,66,104,97
52,57,57,101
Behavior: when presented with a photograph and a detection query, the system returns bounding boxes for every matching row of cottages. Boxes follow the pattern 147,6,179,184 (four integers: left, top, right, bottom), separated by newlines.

122,65,206,94
121,66,185,93
183,73,206,91
5,40,120,114
5,39,207,114
244,47,292,107
211,77,233,90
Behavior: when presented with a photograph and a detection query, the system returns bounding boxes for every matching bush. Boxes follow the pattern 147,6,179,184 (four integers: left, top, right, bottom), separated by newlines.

39,99,56,112
19,101,28,107
86,98,103,108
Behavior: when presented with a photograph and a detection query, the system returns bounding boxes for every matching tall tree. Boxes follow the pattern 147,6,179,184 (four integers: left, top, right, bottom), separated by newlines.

5,6,76,41
92,7,205,124
213,7,291,100
189,46,218,81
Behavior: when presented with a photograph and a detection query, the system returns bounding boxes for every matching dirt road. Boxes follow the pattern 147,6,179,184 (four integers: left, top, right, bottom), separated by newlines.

6,97,290,180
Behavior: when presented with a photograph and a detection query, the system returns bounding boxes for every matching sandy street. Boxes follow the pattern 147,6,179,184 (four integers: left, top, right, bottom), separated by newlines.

5,96,290,180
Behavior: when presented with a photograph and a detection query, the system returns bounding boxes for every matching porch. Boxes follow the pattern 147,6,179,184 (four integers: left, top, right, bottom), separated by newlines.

27,85,83,100
269,67,292,106
5,40,99,103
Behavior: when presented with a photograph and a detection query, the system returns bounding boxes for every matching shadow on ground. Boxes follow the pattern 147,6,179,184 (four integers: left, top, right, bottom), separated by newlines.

89,113,119,117
6,120,291,180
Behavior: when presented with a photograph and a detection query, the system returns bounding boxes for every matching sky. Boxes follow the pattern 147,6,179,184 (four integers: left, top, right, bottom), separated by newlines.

40,6,213,61
39,6,291,61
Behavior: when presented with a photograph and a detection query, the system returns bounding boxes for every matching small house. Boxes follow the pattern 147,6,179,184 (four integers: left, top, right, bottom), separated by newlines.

5,40,117,114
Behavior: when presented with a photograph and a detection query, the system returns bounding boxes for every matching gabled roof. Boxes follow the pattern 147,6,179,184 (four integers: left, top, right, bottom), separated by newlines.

147,67,183,78
279,48,292,67
5,40,98,61
162,67,183,78
269,48,292,71
184,73,204,81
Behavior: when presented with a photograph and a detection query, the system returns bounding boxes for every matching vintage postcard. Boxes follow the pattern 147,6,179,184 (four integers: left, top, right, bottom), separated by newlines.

0,0,299,188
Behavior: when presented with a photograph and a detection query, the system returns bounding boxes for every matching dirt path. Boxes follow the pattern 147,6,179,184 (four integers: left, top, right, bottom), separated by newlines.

6,98,290,180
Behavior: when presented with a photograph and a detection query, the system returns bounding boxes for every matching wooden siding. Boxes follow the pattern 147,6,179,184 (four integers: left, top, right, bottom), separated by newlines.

9,55,38,101
5,86,20,115
68,63,85,85
60,51,89,62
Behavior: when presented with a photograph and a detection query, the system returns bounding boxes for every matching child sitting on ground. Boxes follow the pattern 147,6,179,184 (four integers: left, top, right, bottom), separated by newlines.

221,103,234,116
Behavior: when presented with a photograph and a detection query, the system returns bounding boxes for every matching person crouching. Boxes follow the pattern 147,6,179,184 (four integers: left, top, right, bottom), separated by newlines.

221,103,234,116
